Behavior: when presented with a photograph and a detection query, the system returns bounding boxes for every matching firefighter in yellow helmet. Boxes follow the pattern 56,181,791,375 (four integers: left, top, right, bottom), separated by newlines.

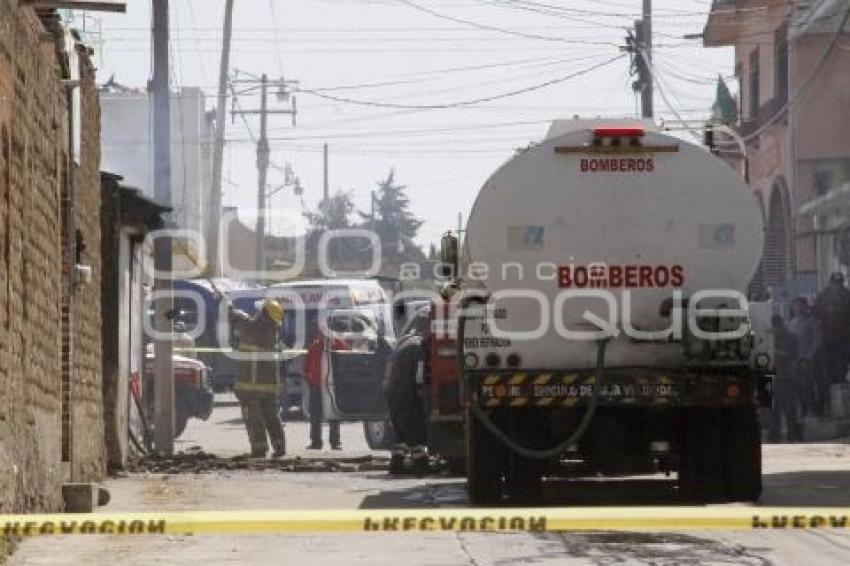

230,298,286,458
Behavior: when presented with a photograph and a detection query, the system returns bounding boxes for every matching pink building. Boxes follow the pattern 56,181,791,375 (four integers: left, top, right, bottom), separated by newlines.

704,0,850,300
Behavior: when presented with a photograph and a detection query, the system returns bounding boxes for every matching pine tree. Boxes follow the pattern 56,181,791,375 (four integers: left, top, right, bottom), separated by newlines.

360,169,423,253
305,191,354,230
304,191,359,269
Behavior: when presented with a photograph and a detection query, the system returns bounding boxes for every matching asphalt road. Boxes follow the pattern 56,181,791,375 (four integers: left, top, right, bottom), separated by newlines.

11,397,850,565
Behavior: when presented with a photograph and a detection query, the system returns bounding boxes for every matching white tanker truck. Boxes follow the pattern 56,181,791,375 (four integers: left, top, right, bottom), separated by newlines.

440,119,774,505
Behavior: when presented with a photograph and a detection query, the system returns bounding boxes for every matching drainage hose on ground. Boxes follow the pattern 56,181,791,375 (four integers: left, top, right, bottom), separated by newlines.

463,315,608,460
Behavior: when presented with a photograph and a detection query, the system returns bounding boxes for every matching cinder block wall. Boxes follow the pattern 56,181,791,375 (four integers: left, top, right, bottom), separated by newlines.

0,1,105,513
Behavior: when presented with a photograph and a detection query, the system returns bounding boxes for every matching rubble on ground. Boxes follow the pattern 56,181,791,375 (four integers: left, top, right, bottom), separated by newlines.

127,446,388,474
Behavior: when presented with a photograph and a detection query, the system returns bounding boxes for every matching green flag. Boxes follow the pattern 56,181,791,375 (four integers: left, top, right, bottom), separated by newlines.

711,75,738,125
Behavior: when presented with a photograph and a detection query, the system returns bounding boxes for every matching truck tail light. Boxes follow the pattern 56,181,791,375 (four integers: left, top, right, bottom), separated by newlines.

174,367,200,386
555,126,678,154
593,126,645,139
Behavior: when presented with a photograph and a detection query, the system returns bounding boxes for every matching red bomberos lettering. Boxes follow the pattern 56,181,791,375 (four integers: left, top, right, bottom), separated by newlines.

558,264,684,289
580,158,654,173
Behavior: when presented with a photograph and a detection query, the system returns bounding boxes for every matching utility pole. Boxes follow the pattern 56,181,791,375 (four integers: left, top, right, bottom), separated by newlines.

152,0,174,454
323,143,329,203
370,191,377,232
256,73,270,273
642,0,653,119
231,73,297,275
207,0,234,276
624,1,653,119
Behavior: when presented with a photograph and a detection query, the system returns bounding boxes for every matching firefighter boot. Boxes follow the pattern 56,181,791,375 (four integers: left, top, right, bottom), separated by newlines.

388,444,408,475
411,445,429,477
270,435,286,459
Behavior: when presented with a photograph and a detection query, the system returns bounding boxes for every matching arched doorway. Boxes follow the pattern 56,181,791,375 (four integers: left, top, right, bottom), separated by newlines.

763,177,793,298
749,192,767,299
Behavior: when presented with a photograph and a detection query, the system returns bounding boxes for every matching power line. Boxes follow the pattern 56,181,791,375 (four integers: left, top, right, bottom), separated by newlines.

103,53,614,96
472,0,629,31
470,0,703,44
104,32,631,43
217,56,617,114
306,53,604,91
245,144,520,157
654,58,733,86
183,0,211,86
107,45,611,53
101,23,679,35
392,0,620,46
644,1,850,145
256,119,552,140
499,0,707,22
370,54,615,102
295,55,625,109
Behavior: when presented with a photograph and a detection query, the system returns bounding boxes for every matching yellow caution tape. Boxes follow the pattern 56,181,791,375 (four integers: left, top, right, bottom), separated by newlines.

3,507,850,536
173,347,308,357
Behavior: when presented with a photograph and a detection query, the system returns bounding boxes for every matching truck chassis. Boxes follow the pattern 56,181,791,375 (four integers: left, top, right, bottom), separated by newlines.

464,368,769,505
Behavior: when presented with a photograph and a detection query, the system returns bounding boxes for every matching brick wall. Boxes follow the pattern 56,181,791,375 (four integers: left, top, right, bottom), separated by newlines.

0,2,105,512
70,35,105,485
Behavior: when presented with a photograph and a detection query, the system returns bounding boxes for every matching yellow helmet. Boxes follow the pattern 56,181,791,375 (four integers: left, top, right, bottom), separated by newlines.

261,299,284,326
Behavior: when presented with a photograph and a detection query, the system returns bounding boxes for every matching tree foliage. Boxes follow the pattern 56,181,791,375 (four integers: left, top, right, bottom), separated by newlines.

296,172,428,278
360,169,423,253
305,191,354,230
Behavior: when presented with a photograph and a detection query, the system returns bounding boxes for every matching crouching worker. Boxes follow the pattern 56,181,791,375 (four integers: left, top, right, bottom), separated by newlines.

384,310,430,476
230,299,287,458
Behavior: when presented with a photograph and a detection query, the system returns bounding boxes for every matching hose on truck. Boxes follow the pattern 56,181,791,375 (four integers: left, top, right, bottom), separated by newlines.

459,309,608,460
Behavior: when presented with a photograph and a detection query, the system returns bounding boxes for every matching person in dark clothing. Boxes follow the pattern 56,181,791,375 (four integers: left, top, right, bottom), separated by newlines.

303,323,348,450
788,296,822,416
768,313,802,443
384,310,430,475
814,272,850,386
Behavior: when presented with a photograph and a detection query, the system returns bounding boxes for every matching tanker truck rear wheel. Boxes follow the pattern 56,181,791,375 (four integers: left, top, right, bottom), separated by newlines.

678,409,725,502
678,407,762,503
505,456,543,503
722,406,762,502
503,410,544,503
466,409,505,506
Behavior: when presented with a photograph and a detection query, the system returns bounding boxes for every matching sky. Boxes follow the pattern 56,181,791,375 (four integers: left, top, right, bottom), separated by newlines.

80,0,733,248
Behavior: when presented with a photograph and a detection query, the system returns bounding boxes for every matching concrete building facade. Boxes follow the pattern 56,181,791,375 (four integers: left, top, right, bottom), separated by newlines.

704,0,850,302
100,86,213,247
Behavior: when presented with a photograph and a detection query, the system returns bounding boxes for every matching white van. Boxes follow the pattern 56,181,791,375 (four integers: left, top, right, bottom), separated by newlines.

268,279,397,423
